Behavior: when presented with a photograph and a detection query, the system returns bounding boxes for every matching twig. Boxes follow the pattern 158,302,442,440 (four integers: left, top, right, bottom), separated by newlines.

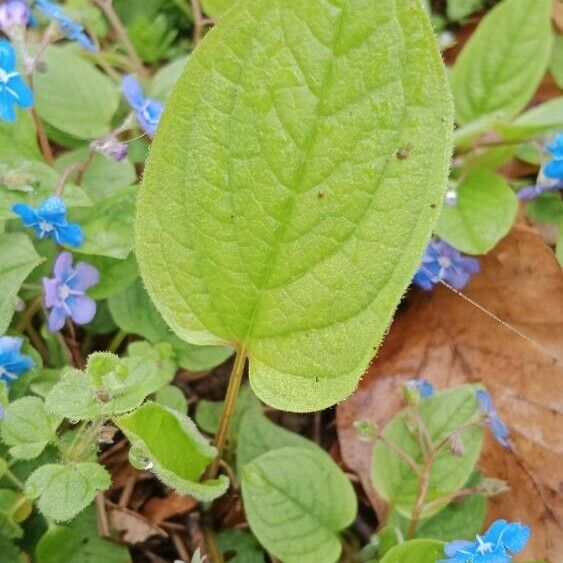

30,106,54,165
95,493,111,538
406,451,434,539
189,0,214,45
172,533,190,562
202,523,224,563
92,0,147,77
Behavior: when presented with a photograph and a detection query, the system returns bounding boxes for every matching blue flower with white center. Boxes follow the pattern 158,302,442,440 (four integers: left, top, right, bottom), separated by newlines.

0,40,33,122
0,336,34,387
476,389,510,448
12,196,83,247
439,519,531,562
122,75,163,138
413,240,480,291
406,379,434,398
34,0,96,52
43,252,99,332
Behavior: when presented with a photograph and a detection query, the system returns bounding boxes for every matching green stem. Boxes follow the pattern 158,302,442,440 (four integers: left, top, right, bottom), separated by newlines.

406,450,434,539
4,469,24,490
108,330,127,353
206,346,246,479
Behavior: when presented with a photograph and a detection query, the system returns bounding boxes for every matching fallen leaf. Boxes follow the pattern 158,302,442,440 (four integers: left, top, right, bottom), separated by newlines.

110,506,167,544
142,492,197,524
337,229,563,560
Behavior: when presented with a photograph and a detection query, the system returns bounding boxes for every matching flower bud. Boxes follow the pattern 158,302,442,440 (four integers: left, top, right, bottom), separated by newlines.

0,1,30,33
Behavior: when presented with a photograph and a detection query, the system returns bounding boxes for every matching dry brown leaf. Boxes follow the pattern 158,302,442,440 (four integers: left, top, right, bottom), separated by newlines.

110,506,167,544
142,492,197,524
337,229,563,561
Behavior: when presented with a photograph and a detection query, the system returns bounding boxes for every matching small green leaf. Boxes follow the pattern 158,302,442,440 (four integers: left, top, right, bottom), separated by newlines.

527,193,563,225
242,446,357,563
496,97,563,141
34,46,119,139
200,0,235,17
1,397,60,460
380,539,446,563
236,408,315,473
451,0,553,124
436,170,517,254
371,386,484,519
155,385,188,413
109,279,233,371
217,529,265,563
0,233,43,333
45,344,176,420
36,505,131,562
0,489,27,538
150,57,188,100
115,401,229,501
136,0,454,412
75,187,136,259
0,534,22,561
25,462,111,522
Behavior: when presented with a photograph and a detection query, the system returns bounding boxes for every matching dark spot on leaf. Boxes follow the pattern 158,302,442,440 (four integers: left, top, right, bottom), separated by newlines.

317,191,325,199
396,146,411,160
430,203,437,209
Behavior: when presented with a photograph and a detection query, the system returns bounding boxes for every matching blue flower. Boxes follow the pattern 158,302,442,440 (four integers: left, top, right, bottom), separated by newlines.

440,519,531,562
544,133,563,180
413,240,480,291
406,379,434,398
12,196,83,247
34,0,96,52
0,336,34,387
0,40,33,122
0,1,31,32
43,252,99,332
122,75,163,137
476,389,510,448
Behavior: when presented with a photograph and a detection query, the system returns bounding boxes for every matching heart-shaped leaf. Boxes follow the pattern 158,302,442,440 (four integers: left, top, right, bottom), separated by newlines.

380,539,445,563
136,0,454,412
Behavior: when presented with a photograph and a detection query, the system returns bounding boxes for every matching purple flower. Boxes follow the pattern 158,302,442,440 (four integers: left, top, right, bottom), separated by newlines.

43,252,99,332
122,75,163,137
0,336,34,387
0,0,30,31
406,379,434,399
440,519,531,562
0,40,33,122
476,389,510,448
34,0,96,52
519,134,563,200
413,240,480,291
91,134,128,162
12,196,83,247
517,182,563,201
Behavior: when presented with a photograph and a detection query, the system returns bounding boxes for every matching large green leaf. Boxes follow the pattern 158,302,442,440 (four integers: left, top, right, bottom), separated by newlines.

0,233,43,333
371,386,484,519
200,0,235,17
0,110,40,160
496,98,563,141
241,446,357,563
436,169,517,254
380,539,445,563
551,36,563,89
25,462,111,522
114,401,229,501
34,46,119,139
35,506,131,563
451,0,553,124
136,0,454,412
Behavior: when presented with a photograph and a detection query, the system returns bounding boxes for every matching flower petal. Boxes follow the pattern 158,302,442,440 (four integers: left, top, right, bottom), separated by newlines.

8,75,34,108
0,39,16,70
444,539,474,557
122,74,145,109
55,223,83,248
0,336,23,353
43,276,60,308
71,261,100,291
476,389,494,415
483,519,509,546
53,251,74,280
68,295,96,325
499,522,531,554
38,196,67,224
12,202,38,226
544,159,563,179
48,305,67,332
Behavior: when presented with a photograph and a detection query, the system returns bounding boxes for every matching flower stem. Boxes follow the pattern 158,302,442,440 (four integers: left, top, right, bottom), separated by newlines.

189,0,214,45
4,469,24,490
30,107,54,165
92,0,147,77
206,345,246,479
407,450,434,539
108,329,127,354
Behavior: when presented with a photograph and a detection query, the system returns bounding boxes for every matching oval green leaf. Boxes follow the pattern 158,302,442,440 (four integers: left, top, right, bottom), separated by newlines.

380,539,445,563
451,0,553,124
136,0,453,412
241,446,357,563
436,169,517,254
